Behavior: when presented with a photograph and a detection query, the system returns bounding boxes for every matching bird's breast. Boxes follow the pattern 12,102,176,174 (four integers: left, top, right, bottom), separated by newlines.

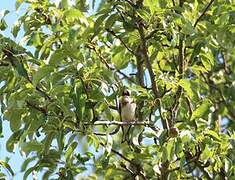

121,103,136,121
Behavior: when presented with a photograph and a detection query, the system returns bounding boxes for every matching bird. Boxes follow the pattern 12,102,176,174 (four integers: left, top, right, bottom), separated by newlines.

119,89,136,143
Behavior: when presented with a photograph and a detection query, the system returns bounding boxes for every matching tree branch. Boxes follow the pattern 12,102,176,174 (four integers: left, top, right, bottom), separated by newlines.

26,101,47,115
100,142,132,163
170,25,185,127
84,120,159,127
137,24,159,99
193,0,215,28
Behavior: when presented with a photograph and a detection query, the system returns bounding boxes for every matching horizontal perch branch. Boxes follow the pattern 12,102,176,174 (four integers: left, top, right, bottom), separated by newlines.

84,120,159,128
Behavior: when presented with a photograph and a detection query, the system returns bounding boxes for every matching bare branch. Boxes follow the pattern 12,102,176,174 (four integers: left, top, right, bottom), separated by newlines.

84,120,159,127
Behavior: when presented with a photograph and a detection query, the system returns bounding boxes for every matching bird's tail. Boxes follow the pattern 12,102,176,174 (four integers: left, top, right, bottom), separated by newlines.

121,125,132,144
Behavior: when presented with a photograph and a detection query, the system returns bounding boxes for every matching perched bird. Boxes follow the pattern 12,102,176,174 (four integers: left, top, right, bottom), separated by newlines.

120,89,136,143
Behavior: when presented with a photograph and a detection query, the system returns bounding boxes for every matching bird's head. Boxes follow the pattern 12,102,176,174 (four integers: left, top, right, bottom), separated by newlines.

122,89,130,97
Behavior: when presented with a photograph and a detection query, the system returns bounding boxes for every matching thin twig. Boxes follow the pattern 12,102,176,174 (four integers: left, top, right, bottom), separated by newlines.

86,43,136,84
193,0,215,28
106,29,135,55
100,142,132,163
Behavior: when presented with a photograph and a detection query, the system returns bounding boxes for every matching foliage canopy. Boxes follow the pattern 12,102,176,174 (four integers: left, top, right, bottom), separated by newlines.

0,0,235,179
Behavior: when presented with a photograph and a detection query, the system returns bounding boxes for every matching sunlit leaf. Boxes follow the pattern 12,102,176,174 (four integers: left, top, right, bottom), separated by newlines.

65,142,78,161
191,99,212,120
32,65,54,86
204,130,221,142
178,79,194,99
0,160,14,176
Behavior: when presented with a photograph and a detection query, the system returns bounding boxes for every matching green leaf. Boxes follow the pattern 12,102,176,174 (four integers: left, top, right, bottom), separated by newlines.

73,83,86,122
112,51,128,69
65,142,78,161
28,32,42,47
167,140,175,161
201,144,213,161
144,0,158,15
43,133,55,155
78,94,86,122
105,14,119,29
0,160,14,176
6,129,24,152
64,9,83,22
201,52,215,71
123,21,135,32
15,61,28,78
49,49,66,66
180,130,193,143
136,9,150,22
0,10,10,17
21,157,37,172
178,79,194,99
32,65,54,86
181,19,195,35
21,141,43,155
23,166,37,180
94,14,106,29
0,19,7,31
87,135,99,151
57,131,64,152
62,0,68,9
15,0,24,9
4,108,24,131
0,173,6,178
191,99,212,120
5,73,17,92
191,65,207,76
204,130,221,142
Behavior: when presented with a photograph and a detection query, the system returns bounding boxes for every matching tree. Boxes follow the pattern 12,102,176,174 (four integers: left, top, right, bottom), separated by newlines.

0,0,235,179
